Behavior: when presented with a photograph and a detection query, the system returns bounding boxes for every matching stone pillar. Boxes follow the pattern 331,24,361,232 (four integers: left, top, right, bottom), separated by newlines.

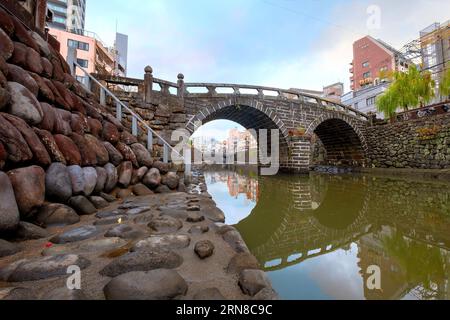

177,73,185,100
144,66,153,103
285,136,311,173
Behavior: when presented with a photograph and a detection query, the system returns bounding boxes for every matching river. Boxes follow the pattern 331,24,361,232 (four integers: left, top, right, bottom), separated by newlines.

203,169,450,300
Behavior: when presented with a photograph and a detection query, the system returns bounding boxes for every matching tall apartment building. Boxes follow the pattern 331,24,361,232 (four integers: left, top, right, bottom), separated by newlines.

420,20,450,99
350,36,410,91
47,0,86,32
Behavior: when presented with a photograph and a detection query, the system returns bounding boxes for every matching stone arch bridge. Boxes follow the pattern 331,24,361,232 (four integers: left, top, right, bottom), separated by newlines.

95,68,370,173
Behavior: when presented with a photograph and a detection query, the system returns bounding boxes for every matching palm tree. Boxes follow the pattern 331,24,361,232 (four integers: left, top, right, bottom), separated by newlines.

376,65,435,119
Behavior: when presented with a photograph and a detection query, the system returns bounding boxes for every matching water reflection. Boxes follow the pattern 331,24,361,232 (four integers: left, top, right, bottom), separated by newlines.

204,170,450,300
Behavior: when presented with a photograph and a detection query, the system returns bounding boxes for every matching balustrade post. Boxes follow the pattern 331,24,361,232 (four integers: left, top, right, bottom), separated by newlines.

163,144,169,163
116,102,122,121
144,66,153,103
100,88,106,106
147,130,153,152
177,73,185,99
132,116,138,136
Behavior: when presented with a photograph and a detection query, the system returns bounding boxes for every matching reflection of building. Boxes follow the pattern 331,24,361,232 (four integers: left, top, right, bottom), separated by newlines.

49,28,128,85
209,171,259,202
227,128,257,153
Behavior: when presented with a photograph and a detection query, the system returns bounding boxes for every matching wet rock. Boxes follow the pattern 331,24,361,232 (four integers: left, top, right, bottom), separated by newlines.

142,168,161,189
0,254,90,282
35,203,80,227
0,171,20,234
103,269,187,300
43,288,87,300
0,113,32,163
6,63,38,96
95,209,123,219
99,192,116,203
252,288,279,300
94,167,107,193
194,240,214,259
102,121,120,144
103,142,123,166
116,142,138,167
201,205,225,223
130,143,153,167
152,161,170,174
127,206,151,215
89,196,109,209
162,172,179,190
45,163,72,202
67,165,84,195
70,133,97,166
2,113,51,166
104,163,118,193
238,270,272,297
34,128,66,164
132,235,190,251
118,161,133,187
155,184,171,194
93,216,127,226
193,288,225,300
78,237,127,252
100,249,183,277
132,183,153,196
104,224,142,239
85,134,109,165
187,212,205,223
14,222,49,241
188,225,209,235
222,230,250,254
7,165,45,218
133,212,160,225
0,239,20,258
54,134,81,165
51,226,100,244
148,216,183,234
68,196,96,215
7,82,42,124
82,167,97,196
227,253,260,274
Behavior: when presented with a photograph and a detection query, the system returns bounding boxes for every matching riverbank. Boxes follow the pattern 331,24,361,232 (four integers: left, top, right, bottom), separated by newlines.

0,170,277,300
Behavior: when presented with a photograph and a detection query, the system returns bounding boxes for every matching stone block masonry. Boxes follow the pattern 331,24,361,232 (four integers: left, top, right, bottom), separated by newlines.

365,113,450,169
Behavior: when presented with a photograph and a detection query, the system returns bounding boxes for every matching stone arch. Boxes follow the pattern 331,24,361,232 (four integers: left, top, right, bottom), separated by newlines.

306,112,368,166
186,97,290,144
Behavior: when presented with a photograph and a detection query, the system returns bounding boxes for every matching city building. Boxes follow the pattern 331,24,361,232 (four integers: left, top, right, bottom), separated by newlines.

48,28,128,85
420,20,450,100
289,82,344,103
341,82,389,118
47,0,86,33
350,36,411,91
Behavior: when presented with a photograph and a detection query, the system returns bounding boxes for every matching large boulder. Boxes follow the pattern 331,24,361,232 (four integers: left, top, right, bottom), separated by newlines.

33,128,66,164
53,109,72,135
87,118,102,137
103,142,123,166
50,226,100,244
11,16,40,52
120,131,138,145
29,72,54,102
162,172,179,190
152,161,170,174
54,134,81,165
45,163,72,202
2,113,51,167
67,165,84,195
142,168,161,189
14,221,49,241
6,82,43,124
38,103,55,132
0,113,32,163
35,203,80,227
0,7,15,36
82,167,97,196
0,28,13,60
130,143,153,167
0,172,20,234
104,163,118,193
102,121,120,144
70,133,97,166
103,269,187,300
0,239,20,258
118,161,133,187
94,167,107,193
85,134,109,165
0,142,6,169
238,270,272,297
7,166,45,218
70,113,88,135
6,64,38,96
116,142,138,167
68,196,96,215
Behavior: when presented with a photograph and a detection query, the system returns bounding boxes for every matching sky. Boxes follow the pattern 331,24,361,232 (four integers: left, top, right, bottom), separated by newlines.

85,0,450,139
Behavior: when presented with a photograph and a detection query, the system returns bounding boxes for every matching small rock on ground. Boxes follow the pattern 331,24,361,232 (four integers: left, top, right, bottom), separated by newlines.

194,240,214,259
238,269,272,297
50,225,100,244
132,234,190,251
186,212,205,223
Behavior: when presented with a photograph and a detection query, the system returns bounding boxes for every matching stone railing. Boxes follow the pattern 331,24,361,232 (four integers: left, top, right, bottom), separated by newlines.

96,66,370,122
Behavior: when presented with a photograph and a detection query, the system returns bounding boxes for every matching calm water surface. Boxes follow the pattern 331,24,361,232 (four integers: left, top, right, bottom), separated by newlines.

204,170,450,300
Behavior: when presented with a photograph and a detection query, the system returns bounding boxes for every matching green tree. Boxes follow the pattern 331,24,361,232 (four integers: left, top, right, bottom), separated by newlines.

439,63,450,99
376,65,435,119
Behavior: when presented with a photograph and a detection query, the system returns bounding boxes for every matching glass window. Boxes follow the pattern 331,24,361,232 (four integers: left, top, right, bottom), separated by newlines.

366,96,376,106
362,61,370,68
77,58,88,68
67,39,89,51
363,71,371,78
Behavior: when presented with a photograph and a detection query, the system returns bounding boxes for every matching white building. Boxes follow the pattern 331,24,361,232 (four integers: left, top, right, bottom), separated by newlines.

341,82,390,119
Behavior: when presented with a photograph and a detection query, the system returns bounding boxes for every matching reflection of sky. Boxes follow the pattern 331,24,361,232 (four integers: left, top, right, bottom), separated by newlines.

268,243,365,300
205,176,256,225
